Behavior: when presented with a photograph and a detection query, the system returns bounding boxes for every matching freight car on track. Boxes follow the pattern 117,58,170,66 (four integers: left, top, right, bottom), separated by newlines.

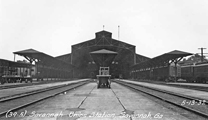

0,59,34,84
181,62,208,83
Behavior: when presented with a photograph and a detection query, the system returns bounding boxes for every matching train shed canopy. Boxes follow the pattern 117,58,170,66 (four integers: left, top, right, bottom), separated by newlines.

69,30,150,78
151,50,193,64
13,49,73,71
132,50,193,70
14,49,50,62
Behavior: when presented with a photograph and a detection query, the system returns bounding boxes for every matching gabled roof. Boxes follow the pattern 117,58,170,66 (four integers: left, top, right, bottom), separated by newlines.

132,50,193,69
13,49,74,71
56,53,71,64
56,53,71,58
14,48,41,54
90,49,117,54
13,48,53,61
152,50,193,62
165,50,192,55
72,30,135,51
95,30,112,34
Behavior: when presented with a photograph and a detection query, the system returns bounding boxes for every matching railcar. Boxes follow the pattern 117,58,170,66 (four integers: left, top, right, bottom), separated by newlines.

0,59,34,84
181,62,208,83
132,63,181,81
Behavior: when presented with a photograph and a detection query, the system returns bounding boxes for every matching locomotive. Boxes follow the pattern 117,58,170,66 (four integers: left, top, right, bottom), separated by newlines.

0,59,34,84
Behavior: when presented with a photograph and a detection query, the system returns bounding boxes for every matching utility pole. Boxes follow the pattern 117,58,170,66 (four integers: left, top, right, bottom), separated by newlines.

198,47,206,62
118,25,120,40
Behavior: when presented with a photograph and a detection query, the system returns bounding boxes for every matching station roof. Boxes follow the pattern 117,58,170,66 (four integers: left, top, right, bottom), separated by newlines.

132,50,193,69
56,53,71,64
13,49,73,71
13,49,50,61
72,31,135,51
151,50,193,63
14,49,41,54
90,49,117,54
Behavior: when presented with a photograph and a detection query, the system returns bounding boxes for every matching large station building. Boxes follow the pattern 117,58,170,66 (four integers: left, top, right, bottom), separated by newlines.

13,30,193,81
56,30,150,78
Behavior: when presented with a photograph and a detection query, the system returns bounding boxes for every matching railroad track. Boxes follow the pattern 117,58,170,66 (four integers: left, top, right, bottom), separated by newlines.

0,80,71,90
134,80,208,92
114,80,208,119
0,80,91,118
163,83,208,92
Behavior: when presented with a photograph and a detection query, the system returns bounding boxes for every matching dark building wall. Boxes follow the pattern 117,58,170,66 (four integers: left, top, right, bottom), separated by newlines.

70,30,149,79
56,54,71,64
136,54,150,64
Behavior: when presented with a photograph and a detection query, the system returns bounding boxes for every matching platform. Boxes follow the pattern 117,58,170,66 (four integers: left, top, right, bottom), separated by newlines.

167,82,208,87
0,82,28,87
0,79,89,98
1,82,192,120
119,79,208,100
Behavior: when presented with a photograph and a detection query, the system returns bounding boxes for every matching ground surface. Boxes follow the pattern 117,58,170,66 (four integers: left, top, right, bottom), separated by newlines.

1,82,192,120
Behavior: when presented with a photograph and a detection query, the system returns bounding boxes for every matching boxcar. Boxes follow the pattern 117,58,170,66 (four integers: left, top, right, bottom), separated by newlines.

181,62,208,83
132,63,181,82
0,59,33,84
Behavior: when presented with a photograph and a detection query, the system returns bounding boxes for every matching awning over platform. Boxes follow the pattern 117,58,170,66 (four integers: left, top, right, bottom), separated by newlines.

132,50,193,70
13,49,73,71
14,49,54,62
151,50,193,62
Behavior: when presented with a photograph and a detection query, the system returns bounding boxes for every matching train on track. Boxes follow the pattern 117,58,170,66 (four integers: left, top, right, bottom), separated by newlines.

180,62,208,83
0,59,35,84
132,62,208,83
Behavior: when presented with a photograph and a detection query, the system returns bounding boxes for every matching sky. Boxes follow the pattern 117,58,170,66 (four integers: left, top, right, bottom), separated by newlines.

1,0,208,61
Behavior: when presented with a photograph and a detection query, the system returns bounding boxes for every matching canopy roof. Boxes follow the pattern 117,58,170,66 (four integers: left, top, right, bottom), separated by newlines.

90,49,117,66
90,49,117,54
14,49,41,54
132,50,193,70
151,50,193,63
14,49,52,61
13,49,73,71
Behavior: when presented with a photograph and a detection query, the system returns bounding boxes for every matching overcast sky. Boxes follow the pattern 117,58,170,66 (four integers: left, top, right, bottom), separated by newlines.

1,0,208,61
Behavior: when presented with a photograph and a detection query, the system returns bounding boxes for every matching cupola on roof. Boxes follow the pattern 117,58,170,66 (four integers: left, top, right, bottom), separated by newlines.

95,30,112,39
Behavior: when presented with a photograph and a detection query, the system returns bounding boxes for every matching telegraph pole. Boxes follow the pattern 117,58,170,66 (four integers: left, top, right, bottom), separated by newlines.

118,25,120,40
198,47,206,62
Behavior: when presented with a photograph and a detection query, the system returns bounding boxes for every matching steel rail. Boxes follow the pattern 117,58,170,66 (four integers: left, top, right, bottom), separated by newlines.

114,80,208,118
0,80,70,90
0,80,90,117
0,81,85,102
127,80,208,92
